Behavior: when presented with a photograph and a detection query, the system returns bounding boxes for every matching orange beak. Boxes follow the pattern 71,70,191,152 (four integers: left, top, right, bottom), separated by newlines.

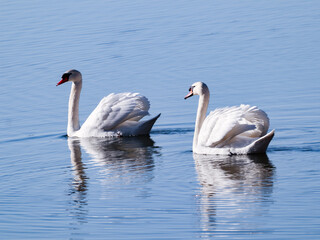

56,77,68,86
184,88,194,99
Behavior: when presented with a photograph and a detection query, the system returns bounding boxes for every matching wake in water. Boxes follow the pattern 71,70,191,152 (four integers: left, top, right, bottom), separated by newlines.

150,127,193,135
0,132,65,144
268,145,320,152
4,127,318,154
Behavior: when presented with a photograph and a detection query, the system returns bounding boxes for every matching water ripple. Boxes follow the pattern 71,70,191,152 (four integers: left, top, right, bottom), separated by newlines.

151,128,193,135
268,145,320,153
0,133,65,144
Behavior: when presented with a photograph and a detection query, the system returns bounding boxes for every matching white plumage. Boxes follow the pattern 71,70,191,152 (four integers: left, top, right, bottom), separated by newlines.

185,82,274,155
57,69,160,137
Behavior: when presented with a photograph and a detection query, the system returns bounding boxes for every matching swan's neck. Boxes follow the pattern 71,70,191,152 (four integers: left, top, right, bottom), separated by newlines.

67,80,82,136
193,91,210,149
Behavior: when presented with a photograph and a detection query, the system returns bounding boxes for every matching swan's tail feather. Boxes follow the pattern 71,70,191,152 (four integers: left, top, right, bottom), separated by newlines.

136,113,161,136
247,129,275,154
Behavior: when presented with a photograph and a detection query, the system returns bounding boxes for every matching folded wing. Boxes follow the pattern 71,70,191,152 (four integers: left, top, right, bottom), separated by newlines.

80,93,150,132
198,105,269,148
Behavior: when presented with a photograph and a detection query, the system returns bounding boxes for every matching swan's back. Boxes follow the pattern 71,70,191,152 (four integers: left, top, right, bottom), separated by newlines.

199,104,270,148
233,105,269,137
79,92,150,136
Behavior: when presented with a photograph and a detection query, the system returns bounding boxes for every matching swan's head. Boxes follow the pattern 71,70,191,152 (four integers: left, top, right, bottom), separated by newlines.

184,82,209,99
56,69,82,86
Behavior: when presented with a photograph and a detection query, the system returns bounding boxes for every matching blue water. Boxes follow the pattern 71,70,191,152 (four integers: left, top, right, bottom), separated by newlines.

0,0,319,239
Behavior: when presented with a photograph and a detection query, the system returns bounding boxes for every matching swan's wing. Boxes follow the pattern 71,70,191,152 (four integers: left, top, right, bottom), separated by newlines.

81,92,150,132
199,106,253,147
239,105,269,137
198,105,268,147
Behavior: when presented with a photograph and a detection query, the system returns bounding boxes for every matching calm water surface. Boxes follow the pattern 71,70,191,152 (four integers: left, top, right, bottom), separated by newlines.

0,0,319,239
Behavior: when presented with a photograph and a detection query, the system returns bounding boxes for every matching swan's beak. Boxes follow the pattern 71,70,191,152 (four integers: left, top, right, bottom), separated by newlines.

184,89,193,99
56,78,68,86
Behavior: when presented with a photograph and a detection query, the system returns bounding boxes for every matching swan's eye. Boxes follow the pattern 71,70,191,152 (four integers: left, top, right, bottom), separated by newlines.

189,86,195,92
61,72,72,79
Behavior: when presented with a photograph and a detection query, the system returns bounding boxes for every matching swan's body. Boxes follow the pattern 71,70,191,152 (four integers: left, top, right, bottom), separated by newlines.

185,82,274,155
57,69,160,137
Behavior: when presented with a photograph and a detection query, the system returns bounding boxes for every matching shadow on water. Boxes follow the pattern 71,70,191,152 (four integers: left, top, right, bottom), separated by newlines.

66,136,160,224
193,153,275,236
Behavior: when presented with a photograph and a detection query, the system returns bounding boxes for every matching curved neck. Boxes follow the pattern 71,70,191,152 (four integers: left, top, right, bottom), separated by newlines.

193,91,210,149
68,80,82,136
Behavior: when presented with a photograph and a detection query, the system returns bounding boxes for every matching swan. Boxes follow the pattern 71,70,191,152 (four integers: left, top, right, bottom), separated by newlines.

184,82,274,155
57,69,160,137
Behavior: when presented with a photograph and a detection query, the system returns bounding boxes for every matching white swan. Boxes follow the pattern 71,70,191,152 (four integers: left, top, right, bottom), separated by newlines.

57,69,160,137
184,82,274,155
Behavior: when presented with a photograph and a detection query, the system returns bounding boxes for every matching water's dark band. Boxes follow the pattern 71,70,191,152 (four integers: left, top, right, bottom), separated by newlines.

1,130,318,153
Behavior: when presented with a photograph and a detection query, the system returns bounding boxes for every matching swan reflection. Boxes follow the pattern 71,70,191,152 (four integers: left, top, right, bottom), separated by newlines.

68,136,159,193
194,153,274,234
67,136,159,225
67,138,89,224
68,139,88,193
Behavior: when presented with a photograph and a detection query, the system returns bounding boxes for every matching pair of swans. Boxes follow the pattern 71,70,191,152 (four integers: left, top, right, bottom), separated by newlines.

57,69,274,155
